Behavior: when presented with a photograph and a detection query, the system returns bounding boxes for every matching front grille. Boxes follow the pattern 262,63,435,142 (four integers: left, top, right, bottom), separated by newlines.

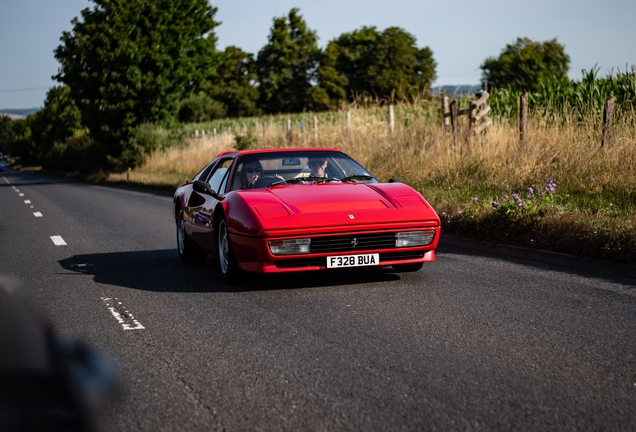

310,232,396,253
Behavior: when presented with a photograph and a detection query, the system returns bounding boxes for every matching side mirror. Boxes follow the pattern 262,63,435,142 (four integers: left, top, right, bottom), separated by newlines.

388,178,403,183
193,180,215,196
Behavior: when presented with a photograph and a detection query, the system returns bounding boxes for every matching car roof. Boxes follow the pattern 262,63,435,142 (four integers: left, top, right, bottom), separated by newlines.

216,147,344,158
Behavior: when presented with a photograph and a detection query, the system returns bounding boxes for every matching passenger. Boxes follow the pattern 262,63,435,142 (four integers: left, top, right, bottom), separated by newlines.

240,160,263,189
308,157,328,178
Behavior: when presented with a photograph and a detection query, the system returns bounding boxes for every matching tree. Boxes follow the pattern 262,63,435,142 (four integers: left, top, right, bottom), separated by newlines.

256,8,320,114
481,37,570,92
29,86,85,165
310,26,437,108
0,115,13,153
307,43,348,111
206,46,261,118
54,0,221,169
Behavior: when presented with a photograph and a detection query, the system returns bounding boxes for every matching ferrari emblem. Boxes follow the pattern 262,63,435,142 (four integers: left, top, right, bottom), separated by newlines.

351,238,358,247
349,214,355,219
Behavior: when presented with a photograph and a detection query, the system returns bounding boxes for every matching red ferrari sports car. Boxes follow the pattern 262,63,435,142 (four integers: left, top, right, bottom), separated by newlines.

173,148,440,282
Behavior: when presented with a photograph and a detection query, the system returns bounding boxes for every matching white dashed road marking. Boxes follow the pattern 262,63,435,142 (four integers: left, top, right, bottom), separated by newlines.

18,193,24,197
24,200,31,204
50,236,67,246
33,212,43,217
101,298,145,330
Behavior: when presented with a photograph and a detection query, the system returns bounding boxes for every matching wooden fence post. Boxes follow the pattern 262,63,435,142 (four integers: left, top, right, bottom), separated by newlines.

519,91,528,146
213,128,217,140
441,96,450,133
468,101,477,143
262,122,266,139
601,97,615,147
449,100,458,146
388,105,395,133
313,116,318,142
346,111,351,135
286,119,291,140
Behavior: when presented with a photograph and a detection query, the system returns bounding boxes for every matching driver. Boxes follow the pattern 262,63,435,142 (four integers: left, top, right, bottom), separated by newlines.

308,157,328,178
240,160,263,189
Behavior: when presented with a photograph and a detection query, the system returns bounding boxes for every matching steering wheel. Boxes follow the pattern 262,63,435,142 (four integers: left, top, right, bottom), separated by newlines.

252,176,285,189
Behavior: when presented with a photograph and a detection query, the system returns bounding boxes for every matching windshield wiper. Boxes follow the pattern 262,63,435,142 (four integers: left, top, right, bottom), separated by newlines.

340,174,375,183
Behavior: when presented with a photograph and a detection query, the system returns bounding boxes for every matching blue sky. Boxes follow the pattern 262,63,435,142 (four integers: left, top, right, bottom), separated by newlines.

1,0,634,109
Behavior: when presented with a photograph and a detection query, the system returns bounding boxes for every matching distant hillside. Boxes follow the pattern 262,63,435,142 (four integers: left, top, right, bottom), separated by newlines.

0,108,40,119
430,85,482,97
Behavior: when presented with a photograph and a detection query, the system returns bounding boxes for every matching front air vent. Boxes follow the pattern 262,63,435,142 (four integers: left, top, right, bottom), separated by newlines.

310,233,396,253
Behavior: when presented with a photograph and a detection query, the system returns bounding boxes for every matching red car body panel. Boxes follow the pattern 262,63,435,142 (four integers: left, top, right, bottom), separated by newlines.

174,148,441,274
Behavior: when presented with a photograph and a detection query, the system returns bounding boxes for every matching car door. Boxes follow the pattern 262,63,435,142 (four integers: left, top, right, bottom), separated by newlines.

187,158,234,252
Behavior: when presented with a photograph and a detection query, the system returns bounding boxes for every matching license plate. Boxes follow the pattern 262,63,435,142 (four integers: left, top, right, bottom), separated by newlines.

327,253,380,268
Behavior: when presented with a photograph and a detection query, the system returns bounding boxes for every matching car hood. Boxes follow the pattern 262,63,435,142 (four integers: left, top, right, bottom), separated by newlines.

228,183,440,236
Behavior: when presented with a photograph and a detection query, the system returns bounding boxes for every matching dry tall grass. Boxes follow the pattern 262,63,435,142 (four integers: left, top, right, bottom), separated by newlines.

113,101,636,200
108,133,235,187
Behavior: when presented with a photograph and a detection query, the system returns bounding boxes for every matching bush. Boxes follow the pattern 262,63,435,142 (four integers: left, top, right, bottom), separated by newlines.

179,92,227,123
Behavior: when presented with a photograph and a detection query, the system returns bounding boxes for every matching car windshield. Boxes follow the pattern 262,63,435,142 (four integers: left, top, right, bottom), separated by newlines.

230,150,376,191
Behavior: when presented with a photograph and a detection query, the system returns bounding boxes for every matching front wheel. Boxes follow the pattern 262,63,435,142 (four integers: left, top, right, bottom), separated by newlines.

177,209,206,262
392,262,423,273
217,218,240,283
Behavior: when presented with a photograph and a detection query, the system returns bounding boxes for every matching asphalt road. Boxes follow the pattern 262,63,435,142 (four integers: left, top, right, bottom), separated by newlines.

1,166,635,431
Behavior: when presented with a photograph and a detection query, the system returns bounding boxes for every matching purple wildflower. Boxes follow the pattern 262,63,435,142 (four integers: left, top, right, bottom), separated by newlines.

472,196,479,203
503,194,509,202
544,178,557,194
530,239,535,245
457,210,463,215
527,187,534,196
490,201,499,209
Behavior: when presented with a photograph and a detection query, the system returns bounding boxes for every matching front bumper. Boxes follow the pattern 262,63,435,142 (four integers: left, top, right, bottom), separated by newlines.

230,227,440,273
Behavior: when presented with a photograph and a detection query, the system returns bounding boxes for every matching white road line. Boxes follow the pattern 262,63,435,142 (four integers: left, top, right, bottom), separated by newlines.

2,176,9,184
101,297,145,330
50,236,67,246
14,189,19,193
18,193,24,196
24,200,31,204
33,212,43,217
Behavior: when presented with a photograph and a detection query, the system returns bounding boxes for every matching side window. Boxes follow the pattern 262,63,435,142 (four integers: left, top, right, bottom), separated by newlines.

208,159,233,194
195,161,216,182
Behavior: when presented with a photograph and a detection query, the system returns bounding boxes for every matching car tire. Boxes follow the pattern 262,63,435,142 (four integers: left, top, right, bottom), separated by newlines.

217,218,240,283
392,262,423,273
177,209,206,262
